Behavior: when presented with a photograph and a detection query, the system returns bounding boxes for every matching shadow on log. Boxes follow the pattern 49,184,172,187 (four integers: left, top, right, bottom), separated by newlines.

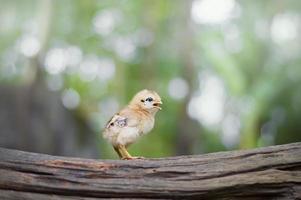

0,143,301,199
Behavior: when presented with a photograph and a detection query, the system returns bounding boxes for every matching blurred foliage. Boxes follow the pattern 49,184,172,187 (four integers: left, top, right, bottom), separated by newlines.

0,0,301,159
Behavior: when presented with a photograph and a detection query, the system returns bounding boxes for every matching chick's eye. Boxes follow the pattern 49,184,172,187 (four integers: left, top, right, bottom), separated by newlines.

141,99,145,102
146,97,153,102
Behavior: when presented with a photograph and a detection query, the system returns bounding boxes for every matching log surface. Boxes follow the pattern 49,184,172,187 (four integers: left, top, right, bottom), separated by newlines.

0,143,301,199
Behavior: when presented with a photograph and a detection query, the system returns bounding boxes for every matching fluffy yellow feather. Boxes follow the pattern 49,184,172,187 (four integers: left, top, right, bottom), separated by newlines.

103,89,162,160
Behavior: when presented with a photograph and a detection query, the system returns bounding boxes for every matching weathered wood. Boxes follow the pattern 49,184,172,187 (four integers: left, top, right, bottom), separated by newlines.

0,143,301,199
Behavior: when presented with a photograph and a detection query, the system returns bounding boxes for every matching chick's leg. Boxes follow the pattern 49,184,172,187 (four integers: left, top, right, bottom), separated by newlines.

113,146,122,159
118,144,144,160
118,144,133,159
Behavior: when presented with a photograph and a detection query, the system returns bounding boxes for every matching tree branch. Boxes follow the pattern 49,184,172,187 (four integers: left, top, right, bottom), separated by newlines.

0,143,301,199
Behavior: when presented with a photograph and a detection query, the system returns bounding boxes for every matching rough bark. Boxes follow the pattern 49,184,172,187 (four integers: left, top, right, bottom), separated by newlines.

0,143,301,199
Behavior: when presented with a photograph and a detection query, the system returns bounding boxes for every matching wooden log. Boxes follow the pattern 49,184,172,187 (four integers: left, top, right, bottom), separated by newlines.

0,143,301,199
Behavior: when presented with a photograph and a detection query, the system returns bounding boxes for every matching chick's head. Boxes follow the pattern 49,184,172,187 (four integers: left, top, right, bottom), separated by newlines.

130,89,162,113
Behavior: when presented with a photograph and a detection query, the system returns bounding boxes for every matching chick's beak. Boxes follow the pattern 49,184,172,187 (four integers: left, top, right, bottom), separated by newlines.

153,100,163,110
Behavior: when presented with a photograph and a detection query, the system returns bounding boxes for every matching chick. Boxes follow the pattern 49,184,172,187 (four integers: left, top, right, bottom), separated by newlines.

103,89,162,160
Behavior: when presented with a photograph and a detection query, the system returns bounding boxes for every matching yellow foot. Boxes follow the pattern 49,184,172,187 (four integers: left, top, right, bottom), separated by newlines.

121,156,144,160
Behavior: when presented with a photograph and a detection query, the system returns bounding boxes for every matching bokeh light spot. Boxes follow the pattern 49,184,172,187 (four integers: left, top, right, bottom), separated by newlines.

191,0,238,24
19,35,40,57
168,77,189,100
188,73,226,128
271,13,299,45
45,48,67,74
62,88,80,109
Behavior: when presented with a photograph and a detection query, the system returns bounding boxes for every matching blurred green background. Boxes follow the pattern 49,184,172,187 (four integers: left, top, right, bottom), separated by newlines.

0,0,300,159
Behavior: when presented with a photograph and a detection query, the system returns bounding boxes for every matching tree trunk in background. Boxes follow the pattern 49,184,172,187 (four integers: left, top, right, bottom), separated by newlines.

0,82,99,158
175,0,201,155
0,142,300,199
0,0,99,158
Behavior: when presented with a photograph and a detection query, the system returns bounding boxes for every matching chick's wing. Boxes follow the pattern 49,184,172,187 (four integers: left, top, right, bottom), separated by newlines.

106,115,127,128
105,110,139,130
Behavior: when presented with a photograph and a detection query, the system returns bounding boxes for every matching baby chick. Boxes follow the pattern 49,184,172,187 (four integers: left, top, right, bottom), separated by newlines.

103,89,162,160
